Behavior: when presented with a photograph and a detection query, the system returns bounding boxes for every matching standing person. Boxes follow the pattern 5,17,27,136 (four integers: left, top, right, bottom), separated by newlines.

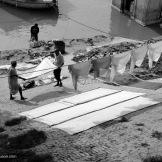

120,0,125,13
30,23,39,42
53,49,64,87
8,61,27,100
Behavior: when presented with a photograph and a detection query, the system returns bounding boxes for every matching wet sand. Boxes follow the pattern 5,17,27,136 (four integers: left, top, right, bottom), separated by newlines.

0,0,162,50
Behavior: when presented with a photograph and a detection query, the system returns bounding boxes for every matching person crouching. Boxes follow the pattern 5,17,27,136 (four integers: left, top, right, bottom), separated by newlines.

8,61,27,100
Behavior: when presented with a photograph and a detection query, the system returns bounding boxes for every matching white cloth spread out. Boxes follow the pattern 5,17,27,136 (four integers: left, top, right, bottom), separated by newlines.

130,45,148,73
53,97,157,134
147,42,162,69
24,58,56,79
110,51,131,82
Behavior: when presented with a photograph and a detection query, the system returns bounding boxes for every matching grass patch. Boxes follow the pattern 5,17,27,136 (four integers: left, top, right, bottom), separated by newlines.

8,129,47,149
151,131,162,140
5,116,27,126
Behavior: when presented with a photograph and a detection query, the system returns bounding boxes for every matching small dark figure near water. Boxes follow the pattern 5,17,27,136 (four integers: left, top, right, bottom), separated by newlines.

30,23,39,42
8,61,27,100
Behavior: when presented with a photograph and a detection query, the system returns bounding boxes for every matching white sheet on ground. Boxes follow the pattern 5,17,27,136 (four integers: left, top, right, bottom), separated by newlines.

19,88,120,119
35,91,144,126
53,97,158,134
19,102,73,119
60,88,120,105
24,58,57,79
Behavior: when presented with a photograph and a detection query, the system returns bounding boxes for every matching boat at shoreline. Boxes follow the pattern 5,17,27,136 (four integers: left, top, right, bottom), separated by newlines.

0,0,57,9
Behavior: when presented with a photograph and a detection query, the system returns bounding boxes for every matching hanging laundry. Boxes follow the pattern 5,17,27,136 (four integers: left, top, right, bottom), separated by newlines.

130,45,148,73
147,42,162,69
151,41,162,49
112,51,131,74
91,56,111,78
110,51,131,82
68,62,91,90
23,57,57,79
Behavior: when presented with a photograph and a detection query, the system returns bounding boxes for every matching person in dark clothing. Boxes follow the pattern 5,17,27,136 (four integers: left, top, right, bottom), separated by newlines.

30,23,39,41
120,0,125,13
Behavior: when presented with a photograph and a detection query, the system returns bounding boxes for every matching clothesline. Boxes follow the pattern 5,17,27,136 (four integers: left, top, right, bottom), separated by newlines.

0,42,161,88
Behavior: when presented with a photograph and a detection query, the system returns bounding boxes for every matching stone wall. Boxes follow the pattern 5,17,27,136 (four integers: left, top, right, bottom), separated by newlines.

135,0,148,25
144,0,162,25
112,0,162,26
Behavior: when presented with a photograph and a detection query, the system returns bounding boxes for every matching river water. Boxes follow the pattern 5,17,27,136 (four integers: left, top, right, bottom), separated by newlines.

0,0,162,50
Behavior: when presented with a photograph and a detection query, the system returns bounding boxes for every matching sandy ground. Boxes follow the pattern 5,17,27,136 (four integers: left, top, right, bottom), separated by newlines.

0,35,162,162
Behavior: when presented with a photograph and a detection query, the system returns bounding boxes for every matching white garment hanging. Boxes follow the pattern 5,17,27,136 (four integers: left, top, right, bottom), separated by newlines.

147,42,162,69
130,45,148,73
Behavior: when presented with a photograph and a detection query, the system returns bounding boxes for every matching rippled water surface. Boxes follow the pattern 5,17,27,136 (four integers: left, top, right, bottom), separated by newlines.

0,0,162,50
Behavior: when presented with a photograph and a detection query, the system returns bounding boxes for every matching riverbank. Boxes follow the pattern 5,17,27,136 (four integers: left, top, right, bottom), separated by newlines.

0,35,162,162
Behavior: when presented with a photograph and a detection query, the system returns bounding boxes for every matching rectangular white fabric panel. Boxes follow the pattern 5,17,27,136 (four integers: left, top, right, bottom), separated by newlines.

19,88,119,119
36,91,144,126
19,102,73,119
53,97,158,134
60,88,120,105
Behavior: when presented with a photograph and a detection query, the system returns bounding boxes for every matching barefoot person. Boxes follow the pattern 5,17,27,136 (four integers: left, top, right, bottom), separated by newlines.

53,48,64,87
8,61,27,100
